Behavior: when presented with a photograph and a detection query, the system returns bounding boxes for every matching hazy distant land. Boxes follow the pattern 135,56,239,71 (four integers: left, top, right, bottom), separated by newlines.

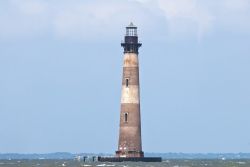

0,152,250,160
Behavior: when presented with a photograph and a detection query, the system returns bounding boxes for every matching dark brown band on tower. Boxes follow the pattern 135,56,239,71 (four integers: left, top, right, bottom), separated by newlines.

122,67,139,85
120,103,141,127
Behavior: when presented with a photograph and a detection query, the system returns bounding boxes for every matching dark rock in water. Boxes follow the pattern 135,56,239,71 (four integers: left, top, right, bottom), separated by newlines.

98,157,162,162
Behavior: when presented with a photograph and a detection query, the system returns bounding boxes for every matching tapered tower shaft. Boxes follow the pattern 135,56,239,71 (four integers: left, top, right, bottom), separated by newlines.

116,23,143,158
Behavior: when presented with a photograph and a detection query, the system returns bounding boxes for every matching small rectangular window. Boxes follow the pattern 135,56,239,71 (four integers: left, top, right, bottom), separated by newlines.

125,113,128,122
126,79,129,87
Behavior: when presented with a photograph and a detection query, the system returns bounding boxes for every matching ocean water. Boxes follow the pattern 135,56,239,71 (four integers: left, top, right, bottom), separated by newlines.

0,159,250,167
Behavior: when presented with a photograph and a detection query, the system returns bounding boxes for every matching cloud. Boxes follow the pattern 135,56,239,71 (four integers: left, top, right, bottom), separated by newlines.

0,0,50,38
223,0,250,11
52,1,141,39
0,0,249,40
13,0,48,15
0,0,158,40
157,0,213,39
217,0,250,33
138,0,250,39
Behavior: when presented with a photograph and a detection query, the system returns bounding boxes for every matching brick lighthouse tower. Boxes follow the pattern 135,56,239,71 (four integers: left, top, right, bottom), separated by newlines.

116,22,143,158
98,23,161,162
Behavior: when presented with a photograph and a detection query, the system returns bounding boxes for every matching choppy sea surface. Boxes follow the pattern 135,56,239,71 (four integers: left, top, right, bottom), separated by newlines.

0,159,250,167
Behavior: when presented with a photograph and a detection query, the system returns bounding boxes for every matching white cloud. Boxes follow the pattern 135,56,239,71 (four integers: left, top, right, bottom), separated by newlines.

52,2,131,39
0,0,249,40
0,0,156,40
154,0,250,39
217,0,250,33
11,0,48,15
157,0,214,39
223,0,250,11
0,0,50,38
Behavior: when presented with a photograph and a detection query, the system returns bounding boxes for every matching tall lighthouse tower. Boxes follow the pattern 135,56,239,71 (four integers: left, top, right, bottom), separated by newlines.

116,23,143,158
98,23,161,162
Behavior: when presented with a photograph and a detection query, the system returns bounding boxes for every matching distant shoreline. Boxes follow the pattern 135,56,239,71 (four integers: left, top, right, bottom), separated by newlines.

0,152,250,160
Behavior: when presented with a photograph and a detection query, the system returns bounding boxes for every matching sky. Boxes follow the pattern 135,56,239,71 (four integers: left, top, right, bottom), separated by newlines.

0,0,250,154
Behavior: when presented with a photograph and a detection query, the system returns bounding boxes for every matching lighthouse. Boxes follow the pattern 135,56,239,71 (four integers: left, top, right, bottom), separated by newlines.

115,22,143,158
98,23,161,162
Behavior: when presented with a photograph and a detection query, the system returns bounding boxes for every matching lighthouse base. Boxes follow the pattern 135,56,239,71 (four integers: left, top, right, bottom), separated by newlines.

97,157,162,162
115,150,144,158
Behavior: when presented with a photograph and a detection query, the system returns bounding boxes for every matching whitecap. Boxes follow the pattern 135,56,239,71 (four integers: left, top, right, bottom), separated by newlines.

97,164,115,167
237,161,246,165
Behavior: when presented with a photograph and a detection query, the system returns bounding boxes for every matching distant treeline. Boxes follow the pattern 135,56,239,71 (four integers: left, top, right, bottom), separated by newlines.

145,153,250,159
0,152,100,160
0,152,250,160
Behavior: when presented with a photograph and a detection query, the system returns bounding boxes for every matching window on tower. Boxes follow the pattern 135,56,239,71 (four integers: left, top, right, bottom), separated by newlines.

124,113,128,123
126,79,129,87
